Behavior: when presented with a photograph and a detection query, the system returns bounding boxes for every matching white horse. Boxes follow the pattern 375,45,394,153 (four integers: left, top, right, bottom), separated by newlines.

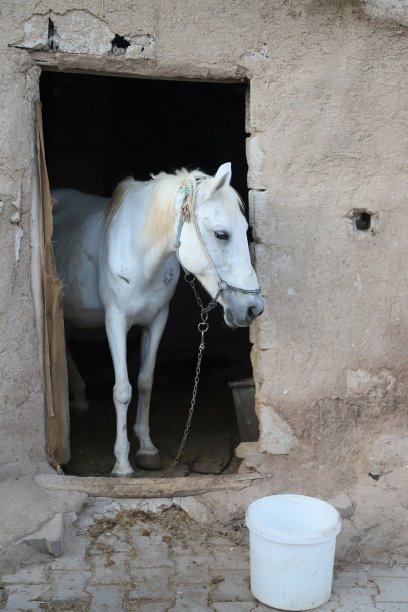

52,163,263,476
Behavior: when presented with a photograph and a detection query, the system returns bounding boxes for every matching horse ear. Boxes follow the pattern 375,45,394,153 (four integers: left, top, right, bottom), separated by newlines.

207,162,232,198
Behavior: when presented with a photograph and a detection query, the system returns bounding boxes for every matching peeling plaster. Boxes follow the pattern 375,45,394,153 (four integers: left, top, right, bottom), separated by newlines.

13,184,22,215
346,368,398,401
19,11,114,55
126,34,155,60
245,43,270,60
10,185,22,225
19,11,155,59
7,184,24,265
258,406,296,454
14,226,24,265
246,136,265,190
22,14,49,50
55,11,114,55
362,0,408,27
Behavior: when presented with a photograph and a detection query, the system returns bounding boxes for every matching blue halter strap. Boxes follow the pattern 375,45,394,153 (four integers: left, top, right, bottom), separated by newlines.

174,185,191,266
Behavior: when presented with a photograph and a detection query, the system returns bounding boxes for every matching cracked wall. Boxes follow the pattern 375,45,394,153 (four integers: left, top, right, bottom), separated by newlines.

1,1,408,481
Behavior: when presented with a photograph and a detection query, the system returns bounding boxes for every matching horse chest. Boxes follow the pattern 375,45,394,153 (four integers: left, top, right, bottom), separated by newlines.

110,271,178,327
100,257,179,326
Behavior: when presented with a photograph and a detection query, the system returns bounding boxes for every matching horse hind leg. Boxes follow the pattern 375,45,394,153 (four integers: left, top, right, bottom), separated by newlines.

66,347,88,412
134,306,169,470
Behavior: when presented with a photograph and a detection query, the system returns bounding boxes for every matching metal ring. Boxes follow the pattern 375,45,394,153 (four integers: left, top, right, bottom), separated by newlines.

218,280,228,291
198,322,209,333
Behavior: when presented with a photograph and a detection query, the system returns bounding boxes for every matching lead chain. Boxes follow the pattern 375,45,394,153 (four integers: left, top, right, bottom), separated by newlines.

184,273,223,314
165,276,224,473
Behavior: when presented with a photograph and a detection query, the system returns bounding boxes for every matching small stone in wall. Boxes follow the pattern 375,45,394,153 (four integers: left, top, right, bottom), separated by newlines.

9,211,20,224
258,407,296,454
20,15,49,50
330,492,355,520
55,11,114,56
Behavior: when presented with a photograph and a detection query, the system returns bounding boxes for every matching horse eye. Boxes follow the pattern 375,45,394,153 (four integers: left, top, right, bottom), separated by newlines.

214,230,229,241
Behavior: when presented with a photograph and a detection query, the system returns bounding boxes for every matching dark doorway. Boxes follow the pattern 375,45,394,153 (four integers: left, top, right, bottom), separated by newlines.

40,71,254,477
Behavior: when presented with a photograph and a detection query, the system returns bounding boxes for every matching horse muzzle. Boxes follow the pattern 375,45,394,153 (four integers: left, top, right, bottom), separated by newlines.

223,292,264,328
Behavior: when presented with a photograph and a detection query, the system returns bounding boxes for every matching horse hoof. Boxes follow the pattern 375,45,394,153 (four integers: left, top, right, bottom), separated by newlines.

111,464,134,477
136,451,161,470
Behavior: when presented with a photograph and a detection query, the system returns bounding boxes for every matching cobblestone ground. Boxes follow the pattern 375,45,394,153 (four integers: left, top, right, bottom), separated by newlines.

1,499,408,611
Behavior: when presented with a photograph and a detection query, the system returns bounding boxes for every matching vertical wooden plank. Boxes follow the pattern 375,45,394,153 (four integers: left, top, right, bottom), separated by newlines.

35,100,70,467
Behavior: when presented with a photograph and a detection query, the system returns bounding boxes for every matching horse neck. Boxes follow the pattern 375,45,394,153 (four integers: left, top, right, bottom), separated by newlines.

113,184,178,278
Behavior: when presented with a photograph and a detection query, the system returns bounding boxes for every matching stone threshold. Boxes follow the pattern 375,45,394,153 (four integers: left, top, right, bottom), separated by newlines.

35,472,263,498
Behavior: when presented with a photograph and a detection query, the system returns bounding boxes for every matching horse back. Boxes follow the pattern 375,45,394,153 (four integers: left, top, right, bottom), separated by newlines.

52,189,109,328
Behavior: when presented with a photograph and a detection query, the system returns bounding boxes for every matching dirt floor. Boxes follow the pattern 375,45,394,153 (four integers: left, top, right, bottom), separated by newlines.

66,372,243,479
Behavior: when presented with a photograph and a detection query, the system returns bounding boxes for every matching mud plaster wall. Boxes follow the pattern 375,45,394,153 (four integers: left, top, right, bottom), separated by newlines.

1,0,408,478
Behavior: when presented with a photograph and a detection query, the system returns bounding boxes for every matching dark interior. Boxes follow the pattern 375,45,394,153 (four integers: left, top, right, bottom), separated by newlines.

40,71,255,477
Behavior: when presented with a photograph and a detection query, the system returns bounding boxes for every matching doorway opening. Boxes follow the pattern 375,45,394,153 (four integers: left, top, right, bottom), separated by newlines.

40,71,256,477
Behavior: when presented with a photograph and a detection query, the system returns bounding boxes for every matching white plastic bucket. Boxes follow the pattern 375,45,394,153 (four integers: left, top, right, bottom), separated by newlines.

246,494,341,611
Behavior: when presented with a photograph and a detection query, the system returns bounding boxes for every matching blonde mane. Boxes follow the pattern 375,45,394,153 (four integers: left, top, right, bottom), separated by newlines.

143,169,205,248
105,177,139,229
105,168,244,248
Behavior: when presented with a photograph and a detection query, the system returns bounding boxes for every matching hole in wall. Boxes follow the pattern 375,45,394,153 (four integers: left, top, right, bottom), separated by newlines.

347,209,373,233
111,34,131,54
47,18,59,51
40,72,257,477
355,211,371,231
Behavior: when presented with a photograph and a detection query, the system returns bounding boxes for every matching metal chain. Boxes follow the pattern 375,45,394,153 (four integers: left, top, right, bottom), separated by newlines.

165,274,223,473
184,273,224,314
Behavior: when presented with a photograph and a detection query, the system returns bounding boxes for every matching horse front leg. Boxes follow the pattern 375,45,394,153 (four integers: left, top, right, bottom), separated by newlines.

134,306,169,470
105,313,133,476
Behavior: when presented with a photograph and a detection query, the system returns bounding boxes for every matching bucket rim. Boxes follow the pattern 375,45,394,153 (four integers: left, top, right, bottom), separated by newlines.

245,494,342,544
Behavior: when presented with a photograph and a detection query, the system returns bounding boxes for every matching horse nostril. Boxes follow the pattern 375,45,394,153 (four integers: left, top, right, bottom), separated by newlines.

247,306,258,322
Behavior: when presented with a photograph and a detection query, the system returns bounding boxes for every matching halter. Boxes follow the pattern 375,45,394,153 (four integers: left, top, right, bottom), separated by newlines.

174,182,262,299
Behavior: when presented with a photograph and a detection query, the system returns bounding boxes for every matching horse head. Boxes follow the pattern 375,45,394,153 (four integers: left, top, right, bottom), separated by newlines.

176,163,264,328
